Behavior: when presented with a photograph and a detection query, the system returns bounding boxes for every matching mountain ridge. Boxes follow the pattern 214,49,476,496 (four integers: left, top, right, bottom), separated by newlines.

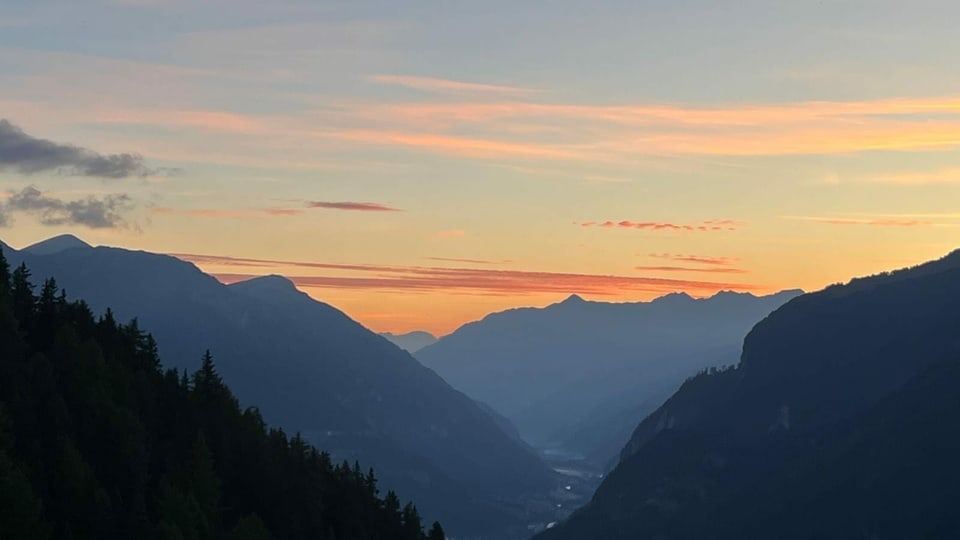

540,248,960,540
2,236,560,539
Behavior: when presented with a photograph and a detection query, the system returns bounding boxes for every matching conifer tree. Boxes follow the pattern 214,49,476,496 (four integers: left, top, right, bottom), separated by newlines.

428,521,446,540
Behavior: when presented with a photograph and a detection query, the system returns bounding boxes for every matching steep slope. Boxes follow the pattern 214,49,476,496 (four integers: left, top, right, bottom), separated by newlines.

380,331,438,353
0,255,442,540
541,249,960,540
3,240,558,539
417,290,800,464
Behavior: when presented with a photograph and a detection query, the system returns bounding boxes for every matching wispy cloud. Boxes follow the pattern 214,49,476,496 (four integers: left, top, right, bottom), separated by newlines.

0,119,179,178
649,253,740,266
3,186,134,228
171,253,760,297
305,201,401,211
368,74,536,97
634,265,747,274
426,256,512,265
151,199,401,218
581,219,742,232
150,207,302,219
784,216,936,227
867,168,960,185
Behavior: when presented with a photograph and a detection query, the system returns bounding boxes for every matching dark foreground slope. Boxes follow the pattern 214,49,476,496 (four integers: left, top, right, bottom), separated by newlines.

0,251,445,540
417,290,800,464
541,250,960,540
5,237,558,539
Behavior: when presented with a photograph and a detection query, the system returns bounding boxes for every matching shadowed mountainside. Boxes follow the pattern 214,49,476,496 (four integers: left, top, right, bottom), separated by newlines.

417,289,801,466
540,249,960,540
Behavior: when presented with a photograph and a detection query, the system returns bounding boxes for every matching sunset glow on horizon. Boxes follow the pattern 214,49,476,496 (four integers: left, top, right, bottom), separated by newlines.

2,0,960,335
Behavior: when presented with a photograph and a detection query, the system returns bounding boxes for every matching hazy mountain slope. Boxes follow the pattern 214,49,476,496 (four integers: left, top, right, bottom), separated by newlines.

3,238,558,539
381,331,438,353
416,290,800,463
540,249,960,540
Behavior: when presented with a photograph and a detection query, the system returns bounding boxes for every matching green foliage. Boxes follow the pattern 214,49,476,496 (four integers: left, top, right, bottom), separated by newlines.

0,252,437,540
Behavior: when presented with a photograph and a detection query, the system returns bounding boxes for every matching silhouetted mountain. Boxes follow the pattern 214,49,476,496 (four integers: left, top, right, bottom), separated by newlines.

3,238,559,539
540,250,960,540
416,290,800,466
22,233,92,255
381,331,438,353
0,252,441,539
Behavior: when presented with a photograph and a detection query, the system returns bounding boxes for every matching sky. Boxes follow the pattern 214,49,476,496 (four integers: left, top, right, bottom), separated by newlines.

2,0,960,335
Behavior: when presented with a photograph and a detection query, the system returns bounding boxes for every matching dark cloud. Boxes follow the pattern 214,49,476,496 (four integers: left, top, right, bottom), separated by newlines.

305,201,401,212
0,119,180,179
5,186,134,229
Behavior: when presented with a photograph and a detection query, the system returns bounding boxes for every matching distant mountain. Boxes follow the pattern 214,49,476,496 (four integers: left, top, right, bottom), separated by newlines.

416,289,801,466
381,331,438,353
22,233,92,255
2,238,559,539
540,250,960,540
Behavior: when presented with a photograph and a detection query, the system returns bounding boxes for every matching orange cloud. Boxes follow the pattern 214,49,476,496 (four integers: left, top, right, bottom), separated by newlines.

649,253,740,266
335,130,584,159
582,219,742,232
174,253,760,297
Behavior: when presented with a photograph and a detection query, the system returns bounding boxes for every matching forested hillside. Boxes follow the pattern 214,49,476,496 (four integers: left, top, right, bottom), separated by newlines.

0,248,444,540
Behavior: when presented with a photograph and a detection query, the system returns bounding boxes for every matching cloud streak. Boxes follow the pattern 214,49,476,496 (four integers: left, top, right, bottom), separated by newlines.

785,216,937,227
368,74,536,97
3,186,134,228
305,201,401,211
634,265,747,274
427,257,512,265
649,253,740,266
174,251,759,296
151,199,402,218
582,219,741,232
150,207,302,219
0,119,179,178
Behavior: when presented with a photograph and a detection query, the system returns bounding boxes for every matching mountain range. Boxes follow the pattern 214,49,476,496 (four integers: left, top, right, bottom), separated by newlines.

3,235,559,539
541,249,960,539
416,289,801,466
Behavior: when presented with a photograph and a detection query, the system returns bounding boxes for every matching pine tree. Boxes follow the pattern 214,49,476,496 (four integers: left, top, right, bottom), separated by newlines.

0,246,10,301
11,263,34,322
400,502,423,538
189,433,221,538
427,521,446,540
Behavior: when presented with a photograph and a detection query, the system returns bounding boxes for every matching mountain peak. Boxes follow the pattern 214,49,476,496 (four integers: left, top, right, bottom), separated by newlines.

652,291,693,304
228,274,298,293
23,234,92,255
560,293,587,305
